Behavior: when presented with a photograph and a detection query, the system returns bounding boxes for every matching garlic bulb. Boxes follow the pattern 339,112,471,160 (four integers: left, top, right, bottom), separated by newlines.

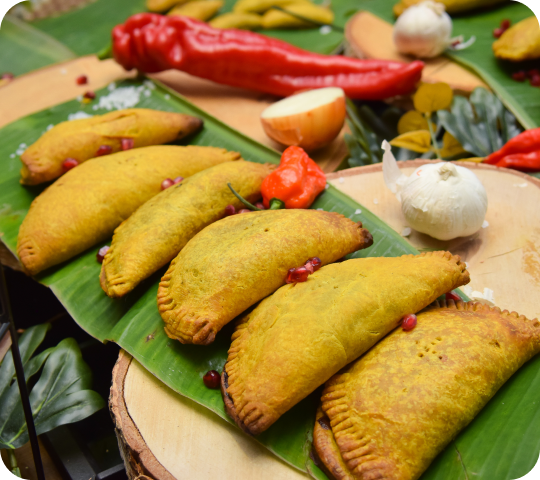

393,1,452,58
382,141,487,241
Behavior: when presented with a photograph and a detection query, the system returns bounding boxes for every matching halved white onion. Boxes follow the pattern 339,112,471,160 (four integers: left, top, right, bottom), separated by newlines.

260,87,346,152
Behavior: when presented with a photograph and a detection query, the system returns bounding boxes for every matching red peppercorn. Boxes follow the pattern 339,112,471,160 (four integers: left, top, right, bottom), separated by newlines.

238,209,251,214
445,291,461,303
493,28,504,38
1,72,14,80
76,75,88,85
161,178,174,190
255,202,266,210
173,176,184,184
203,370,220,389
512,71,527,82
307,257,322,271
531,75,540,87
402,314,417,331
121,138,134,150
83,90,96,100
62,158,79,171
95,145,112,156
97,245,110,263
528,69,540,78
224,205,236,216
500,19,511,30
286,266,310,284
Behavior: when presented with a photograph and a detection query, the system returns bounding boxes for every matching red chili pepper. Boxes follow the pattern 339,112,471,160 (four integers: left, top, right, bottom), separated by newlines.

495,151,540,172
484,128,540,165
112,14,424,100
261,146,326,209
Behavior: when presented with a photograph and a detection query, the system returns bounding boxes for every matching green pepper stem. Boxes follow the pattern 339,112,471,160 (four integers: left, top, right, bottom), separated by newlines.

227,183,261,211
269,198,286,210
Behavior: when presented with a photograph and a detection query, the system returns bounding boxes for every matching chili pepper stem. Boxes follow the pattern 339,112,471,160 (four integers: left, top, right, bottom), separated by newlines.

269,198,286,210
227,183,261,211
425,112,442,159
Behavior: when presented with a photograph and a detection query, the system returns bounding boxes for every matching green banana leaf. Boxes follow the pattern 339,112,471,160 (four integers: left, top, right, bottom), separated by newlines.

0,78,538,479
0,15,76,76
359,0,540,129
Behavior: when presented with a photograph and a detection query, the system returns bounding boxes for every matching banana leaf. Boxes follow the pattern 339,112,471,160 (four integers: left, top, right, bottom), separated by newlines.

358,0,540,129
0,78,538,479
30,0,345,57
0,15,76,76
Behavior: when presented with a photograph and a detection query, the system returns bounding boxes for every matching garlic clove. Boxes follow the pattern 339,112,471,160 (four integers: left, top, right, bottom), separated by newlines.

382,140,407,199
393,1,453,59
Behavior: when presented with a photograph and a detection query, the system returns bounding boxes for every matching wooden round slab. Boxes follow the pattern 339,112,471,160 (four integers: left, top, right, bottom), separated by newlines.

345,11,488,95
327,160,540,321
110,350,310,480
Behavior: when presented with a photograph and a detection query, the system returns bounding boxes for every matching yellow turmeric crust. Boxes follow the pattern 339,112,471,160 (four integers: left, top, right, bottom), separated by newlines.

100,161,274,298
20,108,203,185
158,209,373,345
222,251,469,435
17,145,239,276
493,16,540,62
315,300,540,480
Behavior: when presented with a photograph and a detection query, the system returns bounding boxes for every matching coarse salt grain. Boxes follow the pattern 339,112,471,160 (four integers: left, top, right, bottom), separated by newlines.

144,80,156,90
10,154,15,158
317,208,323,211
401,227,412,237
108,82,117,91
319,25,332,35
355,208,362,214
513,182,527,188
144,89,151,97
482,220,489,228
46,124,54,131
60,68,67,74
95,86,144,110
16,149,24,155
338,177,344,184
19,143,26,148
325,184,329,189
164,94,171,100
68,111,93,121
373,198,379,204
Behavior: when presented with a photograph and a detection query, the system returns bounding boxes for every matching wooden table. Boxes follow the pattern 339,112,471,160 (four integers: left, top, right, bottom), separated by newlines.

3,54,540,480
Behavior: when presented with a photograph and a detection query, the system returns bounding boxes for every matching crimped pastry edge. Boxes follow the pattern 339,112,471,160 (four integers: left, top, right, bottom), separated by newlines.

157,211,372,345
222,250,469,436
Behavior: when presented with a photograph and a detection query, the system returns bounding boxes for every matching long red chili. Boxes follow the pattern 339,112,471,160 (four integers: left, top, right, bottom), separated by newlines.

494,151,540,172
112,14,424,100
484,127,540,165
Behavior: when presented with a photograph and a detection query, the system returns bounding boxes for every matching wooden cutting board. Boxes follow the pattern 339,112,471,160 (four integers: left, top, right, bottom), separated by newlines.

111,161,540,479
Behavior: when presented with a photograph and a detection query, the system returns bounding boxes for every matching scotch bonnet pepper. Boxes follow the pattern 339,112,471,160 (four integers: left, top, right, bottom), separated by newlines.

112,14,424,100
261,146,326,209
484,127,540,172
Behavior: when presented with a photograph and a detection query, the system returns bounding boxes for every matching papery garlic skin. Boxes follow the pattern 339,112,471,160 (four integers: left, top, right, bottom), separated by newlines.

400,163,487,240
393,1,452,58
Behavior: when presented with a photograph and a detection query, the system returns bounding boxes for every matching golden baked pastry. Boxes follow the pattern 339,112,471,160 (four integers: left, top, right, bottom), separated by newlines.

314,300,540,480
158,210,373,345
17,146,239,276
393,0,505,15
222,251,469,435
493,16,540,62
20,108,203,185
100,161,274,298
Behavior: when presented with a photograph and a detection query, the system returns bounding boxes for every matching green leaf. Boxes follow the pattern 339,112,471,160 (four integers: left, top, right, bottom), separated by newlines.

0,16,75,76
359,0,539,129
0,329,104,450
0,77,532,478
438,88,522,158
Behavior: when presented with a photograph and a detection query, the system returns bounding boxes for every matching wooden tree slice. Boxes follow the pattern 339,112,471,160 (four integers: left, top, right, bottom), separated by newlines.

327,161,540,320
345,11,488,94
110,350,310,480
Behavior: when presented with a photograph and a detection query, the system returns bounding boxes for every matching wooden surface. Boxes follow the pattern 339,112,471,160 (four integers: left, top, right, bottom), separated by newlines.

345,11,488,95
327,161,540,320
0,55,346,173
111,351,310,480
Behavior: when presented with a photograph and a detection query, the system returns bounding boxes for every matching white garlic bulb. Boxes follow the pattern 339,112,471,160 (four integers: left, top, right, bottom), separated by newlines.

382,141,488,241
393,1,452,58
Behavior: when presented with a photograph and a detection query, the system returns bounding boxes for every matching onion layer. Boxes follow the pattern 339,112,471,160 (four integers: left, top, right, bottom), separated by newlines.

260,87,346,151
